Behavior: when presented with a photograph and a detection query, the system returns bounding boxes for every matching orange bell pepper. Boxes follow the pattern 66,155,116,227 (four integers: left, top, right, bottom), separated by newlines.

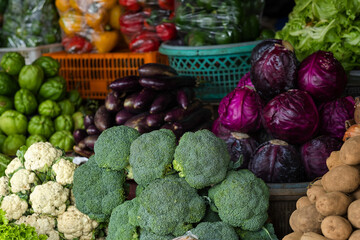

55,0,71,13
109,4,124,30
92,31,120,53
85,4,108,30
94,0,117,9
69,0,91,13
59,10,83,36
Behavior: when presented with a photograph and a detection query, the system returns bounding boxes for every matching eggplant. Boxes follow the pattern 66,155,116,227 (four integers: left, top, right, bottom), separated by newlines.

177,87,195,109
73,129,87,144
105,91,123,112
109,76,141,92
173,108,212,132
124,113,152,134
77,140,87,150
164,100,203,122
146,113,166,128
73,145,93,158
94,105,114,132
193,120,213,131
138,63,178,77
150,92,176,114
115,110,135,125
84,114,94,129
124,92,142,113
160,123,183,138
83,135,99,150
133,88,158,112
139,75,196,91
86,124,101,135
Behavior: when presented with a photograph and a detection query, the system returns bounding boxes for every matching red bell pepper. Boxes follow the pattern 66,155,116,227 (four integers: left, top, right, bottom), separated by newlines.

119,12,145,37
119,0,141,12
129,31,160,53
155,22,177,41
62,36,93,54
158,0,174,11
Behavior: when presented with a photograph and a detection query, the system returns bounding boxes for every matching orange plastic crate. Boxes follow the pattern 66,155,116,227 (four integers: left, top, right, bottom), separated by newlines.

44,51,169,99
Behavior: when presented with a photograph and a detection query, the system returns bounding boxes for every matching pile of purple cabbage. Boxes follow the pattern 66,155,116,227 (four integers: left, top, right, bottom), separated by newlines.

212,39,354,183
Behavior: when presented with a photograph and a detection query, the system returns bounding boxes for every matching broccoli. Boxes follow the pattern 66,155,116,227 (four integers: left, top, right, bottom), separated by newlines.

72,155,126,222
201,206,222,223
135,175,206,236
139,229,174,240
94,126,140,170
129,129,176,185
208,170,269,231
173,130,230,189
189,221,239,240
236,223,279,240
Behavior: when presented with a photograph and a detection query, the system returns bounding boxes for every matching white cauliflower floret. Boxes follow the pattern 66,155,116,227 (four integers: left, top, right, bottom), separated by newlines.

57,206,99,240
52,158,77,185
10,169,37,193
0,176,9,197
0,194,28,220
16,214,60,240
30,181,69,216
24,142,63,172
5,157,23,177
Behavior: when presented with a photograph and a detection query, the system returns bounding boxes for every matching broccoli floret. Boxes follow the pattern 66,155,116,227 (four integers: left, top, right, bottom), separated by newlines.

208,170,269,231
201,206,221,223
139,229,174,240
173,130,230,189
189,221,239,240
129,129,176,185
136,175,206,236
236,223,279,240
73,155,126,222
94,126,140,170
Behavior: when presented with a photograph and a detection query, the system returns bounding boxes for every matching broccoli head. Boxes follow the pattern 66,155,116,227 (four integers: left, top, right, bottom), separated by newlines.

236,223,278,240
189,221,239,240
129,129,176,185
73,155,126,222
208,170,269,231
136,175,206,236
173,130,230,189
139,229,174,240
94,126,140,170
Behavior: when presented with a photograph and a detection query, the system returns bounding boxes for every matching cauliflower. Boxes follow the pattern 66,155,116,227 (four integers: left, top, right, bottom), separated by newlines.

52,158,77,185
5,157,23,177
0,176,9,197
24,142,63,172
30,181,69,216
57,206,99,240
1,194,28,220
16,214,60,240
10,169,37,193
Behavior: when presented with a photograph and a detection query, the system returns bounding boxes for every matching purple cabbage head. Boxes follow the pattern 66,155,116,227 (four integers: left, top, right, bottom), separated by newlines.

250,39,298,101
301,135,342,181
262,89,319,144
248,139,305,183
218,87,262,133
211,118,231,140
237,72,254,89
318,96,355,140
298,51,347,103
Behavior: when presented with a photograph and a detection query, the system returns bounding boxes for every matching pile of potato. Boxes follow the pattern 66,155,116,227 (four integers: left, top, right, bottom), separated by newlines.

283,135,360,240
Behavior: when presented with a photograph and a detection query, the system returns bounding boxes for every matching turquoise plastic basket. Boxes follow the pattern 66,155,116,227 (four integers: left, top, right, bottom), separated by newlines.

159,41,261,101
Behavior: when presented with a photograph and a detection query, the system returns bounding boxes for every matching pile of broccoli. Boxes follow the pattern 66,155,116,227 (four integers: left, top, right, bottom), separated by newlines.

72,126,277,240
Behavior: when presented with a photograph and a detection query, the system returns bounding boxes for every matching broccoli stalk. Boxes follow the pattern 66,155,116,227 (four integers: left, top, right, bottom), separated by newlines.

236,223,279,240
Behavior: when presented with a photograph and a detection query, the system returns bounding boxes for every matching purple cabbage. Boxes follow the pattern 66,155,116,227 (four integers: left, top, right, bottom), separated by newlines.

301,135,342,181
218,87,262,133
211,118,231,140
298,51,347,103
237,72,254,89
248,139,305,183
262,89,319,145
318,96,355,140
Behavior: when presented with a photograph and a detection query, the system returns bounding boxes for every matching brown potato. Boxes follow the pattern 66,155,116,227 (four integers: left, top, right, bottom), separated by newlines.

326,151,343,171
315,192,352,216
321,165,360,193
349,230,360,240
352,187,360,200
321,216,352,240
290,205,325,234
301,232,329,240
297,196,312,210
307,185,326,204
348,199,360,228
339,135,360,165
283,232,303,240
313,180,322,186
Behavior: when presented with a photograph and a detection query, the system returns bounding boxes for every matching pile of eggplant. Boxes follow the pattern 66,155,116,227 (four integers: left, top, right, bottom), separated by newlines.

73,63,213,157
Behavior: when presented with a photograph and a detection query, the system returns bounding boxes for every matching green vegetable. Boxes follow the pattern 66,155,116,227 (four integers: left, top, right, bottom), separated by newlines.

208,170,269,231
173,130,230,189
14,89,38,115
236,223,278,240
0,72,19,96
0,96,13,115
0,110,28,135
73,155,126,222
94,126,140,171
58,99,75,115
67,90,82,109
0,52,25,75
2,134,26,155
186,30,209,46
33,56,60,77
129,129,176,185
25,135,46,148
54,115,74,132
49,130,75,152
189,222,238,240
72,111,85,130
18,65,44,93
38,100,61,118
0,134,6,152
0,153,11,177
38,78,66,101
27,115,55,139
139,229,174,240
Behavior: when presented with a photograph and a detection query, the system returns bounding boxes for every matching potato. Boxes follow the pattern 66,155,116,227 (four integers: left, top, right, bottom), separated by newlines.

315,192,352,216
321,165,360,193
348,199,360,228
313,180,322,186
307,185,326,204
290,205,325,234
321,216,352,240
339,135,360,165
352,187,360,200
301,232,329,240
326,151,343,171
283,232,303,240
349,230,360,240
297,196,312,210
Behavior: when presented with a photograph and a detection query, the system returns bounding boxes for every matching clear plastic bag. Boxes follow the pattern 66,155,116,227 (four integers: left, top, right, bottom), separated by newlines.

172,232,198,240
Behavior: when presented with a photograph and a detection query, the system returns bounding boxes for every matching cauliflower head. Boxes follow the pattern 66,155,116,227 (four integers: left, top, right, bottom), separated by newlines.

1,194,28,221
30,181,69,216
5,157,23,177
52,158,77,185
10,169,37,193
0,176,9,197
57,206,99,240
24,142,63,172
16,214,60,240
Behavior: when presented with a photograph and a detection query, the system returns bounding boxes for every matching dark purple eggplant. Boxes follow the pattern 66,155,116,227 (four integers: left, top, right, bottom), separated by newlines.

94,105,114,132
173,108,212,132
77,140,87,150
164,100,203,122
83,135,99,150
193,120,213,131
176,87,195,109
124,92,142,113
124,113,151,134
73,129,87,144
146,113,166,128
73,144,93,158
105,91,123,112
84,115,94,129
139,76,196,91
160,123,183,139
133,88,158,111
138,63,178,77
115,110,135,125
150,92,176,114
109,76,141,92
86,124,101,135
